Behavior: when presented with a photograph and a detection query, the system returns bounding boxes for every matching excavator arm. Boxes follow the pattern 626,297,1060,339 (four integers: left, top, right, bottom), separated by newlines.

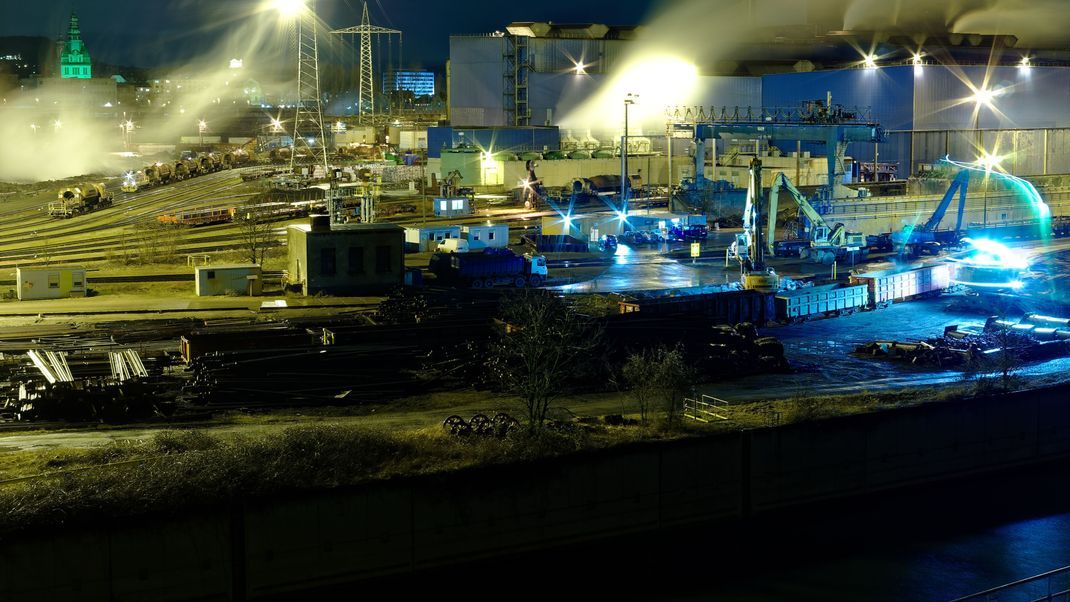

766,172,834,255
921,169,970,233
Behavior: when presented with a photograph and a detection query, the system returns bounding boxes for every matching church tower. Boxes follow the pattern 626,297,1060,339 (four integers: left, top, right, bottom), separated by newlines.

60,12,92,79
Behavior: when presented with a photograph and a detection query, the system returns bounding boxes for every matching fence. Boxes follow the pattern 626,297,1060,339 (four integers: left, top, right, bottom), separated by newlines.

683,394,730,423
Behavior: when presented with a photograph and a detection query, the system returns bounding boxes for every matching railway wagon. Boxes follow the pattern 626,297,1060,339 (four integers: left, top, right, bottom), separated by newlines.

849,264,951,307
158,206,236,226
617,289,775,325
774,283,869,323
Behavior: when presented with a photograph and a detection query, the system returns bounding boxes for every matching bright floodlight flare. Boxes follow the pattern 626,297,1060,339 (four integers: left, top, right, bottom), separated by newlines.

977,151,1003,173
1020,56,1031,68
971,85,1000,108
912,52,923,66
271,0,307,18
573,61,587,76
863,54,878,69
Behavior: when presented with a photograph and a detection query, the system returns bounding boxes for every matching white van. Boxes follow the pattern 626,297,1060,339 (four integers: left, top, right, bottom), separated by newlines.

437,238,470,253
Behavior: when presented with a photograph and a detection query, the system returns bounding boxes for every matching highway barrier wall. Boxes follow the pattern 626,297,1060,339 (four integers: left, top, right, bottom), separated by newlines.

4,383,1070,601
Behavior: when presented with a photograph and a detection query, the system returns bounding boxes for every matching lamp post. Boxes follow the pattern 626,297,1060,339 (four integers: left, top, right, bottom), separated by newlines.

198,119,207,147
621,93,637,216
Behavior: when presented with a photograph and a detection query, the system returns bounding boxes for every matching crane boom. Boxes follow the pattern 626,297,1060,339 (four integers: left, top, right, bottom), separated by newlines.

921,169,970,233
766,172,833,255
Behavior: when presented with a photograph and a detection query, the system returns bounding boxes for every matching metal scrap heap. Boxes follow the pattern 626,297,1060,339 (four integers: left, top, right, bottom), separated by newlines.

855,315,1070,368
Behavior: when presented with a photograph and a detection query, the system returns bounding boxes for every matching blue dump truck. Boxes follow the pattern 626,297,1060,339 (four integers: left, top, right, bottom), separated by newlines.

429,248,548,289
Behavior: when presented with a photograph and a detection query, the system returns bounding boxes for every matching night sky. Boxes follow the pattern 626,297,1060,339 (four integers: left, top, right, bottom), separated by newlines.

0,0,656,69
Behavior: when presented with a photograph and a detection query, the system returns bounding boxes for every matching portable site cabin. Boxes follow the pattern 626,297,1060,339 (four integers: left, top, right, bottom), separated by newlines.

404,225,462,253
433,197,472,217
462,224,508,250
16,267,87,301
194,264,263,296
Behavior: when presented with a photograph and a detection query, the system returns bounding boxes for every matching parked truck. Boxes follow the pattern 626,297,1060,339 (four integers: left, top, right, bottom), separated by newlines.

428,248,547,289
48,183,113,218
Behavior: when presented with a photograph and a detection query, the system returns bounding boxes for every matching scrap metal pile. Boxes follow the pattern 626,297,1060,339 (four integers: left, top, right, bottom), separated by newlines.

855,314,1070,368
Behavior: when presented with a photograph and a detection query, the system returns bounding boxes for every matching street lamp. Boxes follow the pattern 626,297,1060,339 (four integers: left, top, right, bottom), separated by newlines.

198,119,208,146
621,93,638,216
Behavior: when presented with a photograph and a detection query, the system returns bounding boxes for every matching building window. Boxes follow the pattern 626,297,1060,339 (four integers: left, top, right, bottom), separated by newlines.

451,199,465,211
488,231,495,240
321,247,337,275
48,275,60,289
438,200,448,211
206,270,216,279
375,245,392,274
348,246,365,274
473,232,480,240
73,276,83,288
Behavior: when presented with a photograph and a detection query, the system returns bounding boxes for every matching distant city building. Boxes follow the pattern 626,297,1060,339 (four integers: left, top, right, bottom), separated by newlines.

59,12,91,79
387,71,435,98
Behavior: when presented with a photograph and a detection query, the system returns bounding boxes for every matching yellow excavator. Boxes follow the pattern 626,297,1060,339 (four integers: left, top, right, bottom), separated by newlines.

740,159,780,293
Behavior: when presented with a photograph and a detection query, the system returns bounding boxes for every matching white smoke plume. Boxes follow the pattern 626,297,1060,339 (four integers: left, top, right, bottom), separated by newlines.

0,1,350,183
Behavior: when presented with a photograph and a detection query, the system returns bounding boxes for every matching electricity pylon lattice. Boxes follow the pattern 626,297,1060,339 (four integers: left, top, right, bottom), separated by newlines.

292,0,329,177
331,2,402,124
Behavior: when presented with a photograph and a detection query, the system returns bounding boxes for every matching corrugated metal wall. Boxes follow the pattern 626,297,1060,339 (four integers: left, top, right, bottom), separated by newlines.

909,127,1070,176
450,37,507,127
914,66,1070,130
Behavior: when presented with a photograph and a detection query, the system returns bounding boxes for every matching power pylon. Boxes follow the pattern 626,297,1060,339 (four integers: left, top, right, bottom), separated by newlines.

291,0,329,177
331,2,401,124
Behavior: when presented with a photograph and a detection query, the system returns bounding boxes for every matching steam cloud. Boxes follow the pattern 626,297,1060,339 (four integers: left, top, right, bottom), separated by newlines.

0,2,338,183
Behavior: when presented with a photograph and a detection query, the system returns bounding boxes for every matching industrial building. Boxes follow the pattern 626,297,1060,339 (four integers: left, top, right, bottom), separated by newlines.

287,219,405,296
16,267,87,301
447,21,1070,184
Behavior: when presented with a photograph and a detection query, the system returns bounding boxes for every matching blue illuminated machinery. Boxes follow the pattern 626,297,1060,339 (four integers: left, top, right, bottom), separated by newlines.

891,168,970,256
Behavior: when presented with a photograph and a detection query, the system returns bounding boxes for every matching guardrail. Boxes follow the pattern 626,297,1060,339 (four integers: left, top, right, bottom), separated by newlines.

950,565,1070,602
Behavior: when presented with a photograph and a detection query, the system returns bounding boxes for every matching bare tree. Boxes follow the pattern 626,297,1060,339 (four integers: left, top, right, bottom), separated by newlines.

235,200,277,265
652,345,693,427
131,219,181,264
623,350,659,425
488,293,601,429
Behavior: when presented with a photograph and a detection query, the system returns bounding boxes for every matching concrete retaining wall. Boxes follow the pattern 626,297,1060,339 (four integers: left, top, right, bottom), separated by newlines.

4,385,1070,601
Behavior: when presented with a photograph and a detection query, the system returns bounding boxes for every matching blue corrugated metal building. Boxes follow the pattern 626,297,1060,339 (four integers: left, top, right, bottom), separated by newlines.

427,127,560,159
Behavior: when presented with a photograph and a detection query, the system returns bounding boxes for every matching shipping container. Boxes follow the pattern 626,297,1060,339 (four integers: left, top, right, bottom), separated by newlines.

617,290,775,325
775,283,869,322
850,264,952,306
521,234,589,253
